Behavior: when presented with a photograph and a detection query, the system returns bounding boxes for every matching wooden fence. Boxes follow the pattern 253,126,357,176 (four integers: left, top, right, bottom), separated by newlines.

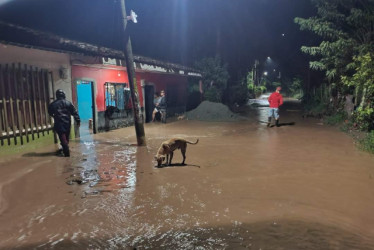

0,63,54,146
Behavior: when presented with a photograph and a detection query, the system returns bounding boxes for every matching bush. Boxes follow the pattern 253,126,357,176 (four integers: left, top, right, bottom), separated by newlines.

204,87,222,103
247,84,266,98
352,107,374,131
303,99,328,117
325,112,347,125
254,86,267,98
195,57,229,104
359,130,374,154
293,92,304,100
228,84,249,106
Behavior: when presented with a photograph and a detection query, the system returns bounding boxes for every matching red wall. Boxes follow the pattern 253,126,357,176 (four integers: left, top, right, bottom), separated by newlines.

72,65,188,112
72,65,131,112
136,71,188,104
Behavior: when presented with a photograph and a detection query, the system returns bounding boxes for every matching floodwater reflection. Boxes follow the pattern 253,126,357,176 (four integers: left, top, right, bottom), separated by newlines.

247,94,298,127
77,121,100,192
103,220,374,249
12,220,374,249
95,146,137,192
72,121,138,196
248,93,270,125
1,100,374,249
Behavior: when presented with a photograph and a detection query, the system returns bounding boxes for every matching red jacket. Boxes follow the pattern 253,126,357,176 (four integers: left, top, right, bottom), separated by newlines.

268,92,283,108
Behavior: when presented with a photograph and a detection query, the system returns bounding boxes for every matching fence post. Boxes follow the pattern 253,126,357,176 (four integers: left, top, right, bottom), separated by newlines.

21,64,30,142
6,64,17,145
0,64,8,146
13,63,24,145
30,66,40,138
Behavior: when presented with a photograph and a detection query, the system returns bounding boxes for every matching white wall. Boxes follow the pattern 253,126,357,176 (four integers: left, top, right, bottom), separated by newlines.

0,43,73,102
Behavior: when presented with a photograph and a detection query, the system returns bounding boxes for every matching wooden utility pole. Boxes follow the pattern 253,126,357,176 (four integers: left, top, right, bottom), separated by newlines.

119,0,146,146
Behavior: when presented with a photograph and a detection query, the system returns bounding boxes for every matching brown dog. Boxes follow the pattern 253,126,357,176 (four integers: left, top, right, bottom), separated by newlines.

155,138,199,167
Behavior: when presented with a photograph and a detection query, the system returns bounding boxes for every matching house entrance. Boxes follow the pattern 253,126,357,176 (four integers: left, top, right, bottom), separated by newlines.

144,85,155,123
77,80,95,137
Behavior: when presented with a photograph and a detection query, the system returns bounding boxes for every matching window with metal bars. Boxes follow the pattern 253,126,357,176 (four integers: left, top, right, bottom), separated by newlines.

104,82,132,113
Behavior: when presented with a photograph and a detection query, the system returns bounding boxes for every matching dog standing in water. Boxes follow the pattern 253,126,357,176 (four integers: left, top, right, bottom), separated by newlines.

155,138,199,167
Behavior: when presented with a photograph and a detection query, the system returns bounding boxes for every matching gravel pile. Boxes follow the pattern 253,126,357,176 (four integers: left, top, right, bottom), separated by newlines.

186,101,243,122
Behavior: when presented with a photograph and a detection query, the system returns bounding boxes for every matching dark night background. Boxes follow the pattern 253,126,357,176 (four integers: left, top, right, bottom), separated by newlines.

0,0,317,81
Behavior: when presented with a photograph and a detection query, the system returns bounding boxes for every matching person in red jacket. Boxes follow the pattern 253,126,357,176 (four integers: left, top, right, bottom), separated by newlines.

267,86,283,127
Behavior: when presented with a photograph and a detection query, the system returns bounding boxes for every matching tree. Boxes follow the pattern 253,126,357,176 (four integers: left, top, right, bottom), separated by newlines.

195,56,229,103
342,53,374,130
281,77,304,98
295,0,374,91
295,0,374,124
243,69,273,98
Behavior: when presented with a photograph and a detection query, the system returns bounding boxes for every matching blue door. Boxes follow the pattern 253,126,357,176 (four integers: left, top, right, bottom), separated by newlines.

77,81,93,121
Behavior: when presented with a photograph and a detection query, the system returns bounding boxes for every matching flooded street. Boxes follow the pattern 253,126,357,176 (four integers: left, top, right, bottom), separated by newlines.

1,100,374,249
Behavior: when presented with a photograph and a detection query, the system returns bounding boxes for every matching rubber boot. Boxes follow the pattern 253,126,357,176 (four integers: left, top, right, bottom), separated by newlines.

56,148,64,156
267,117,272,127
62,145,70,157
276,119,280,127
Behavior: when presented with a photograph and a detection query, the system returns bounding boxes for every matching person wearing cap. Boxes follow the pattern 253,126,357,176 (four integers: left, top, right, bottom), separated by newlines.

48,89,80,157
267,86,283,127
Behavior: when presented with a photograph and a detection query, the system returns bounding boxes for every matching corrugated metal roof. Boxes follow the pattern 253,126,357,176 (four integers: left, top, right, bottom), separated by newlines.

0,20,201,75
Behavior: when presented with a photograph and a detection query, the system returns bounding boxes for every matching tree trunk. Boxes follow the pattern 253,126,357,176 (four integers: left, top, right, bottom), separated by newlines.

355,84,361,107
359,86,367,109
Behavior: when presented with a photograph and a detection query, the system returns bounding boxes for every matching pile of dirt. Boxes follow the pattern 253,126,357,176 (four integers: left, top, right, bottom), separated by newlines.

186,101,244,122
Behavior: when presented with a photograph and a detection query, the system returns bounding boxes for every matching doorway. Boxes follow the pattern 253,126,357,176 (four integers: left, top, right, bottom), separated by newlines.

144,85,155,123
77,80,95,137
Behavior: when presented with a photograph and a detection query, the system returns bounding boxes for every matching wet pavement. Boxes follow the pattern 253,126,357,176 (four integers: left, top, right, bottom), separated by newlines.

1,99,374,249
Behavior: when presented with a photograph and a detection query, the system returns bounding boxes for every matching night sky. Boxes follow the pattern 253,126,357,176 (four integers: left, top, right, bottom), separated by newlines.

0,0,317,81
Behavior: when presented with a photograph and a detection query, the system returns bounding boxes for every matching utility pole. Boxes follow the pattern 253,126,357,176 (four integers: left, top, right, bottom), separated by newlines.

253,60,259,86
119,0,146,146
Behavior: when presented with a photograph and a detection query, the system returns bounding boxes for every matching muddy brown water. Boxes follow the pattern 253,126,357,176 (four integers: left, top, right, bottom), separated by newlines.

1,100,374,249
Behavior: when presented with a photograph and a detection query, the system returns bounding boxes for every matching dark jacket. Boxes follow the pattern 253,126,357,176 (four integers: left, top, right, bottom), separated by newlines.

158,96,167,110
48,98,80,133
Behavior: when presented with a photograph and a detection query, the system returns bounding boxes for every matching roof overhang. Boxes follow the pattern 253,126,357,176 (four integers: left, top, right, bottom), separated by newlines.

0,20,202,77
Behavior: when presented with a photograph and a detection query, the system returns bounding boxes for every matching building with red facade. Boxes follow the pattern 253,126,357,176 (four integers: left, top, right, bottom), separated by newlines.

71,55,200,133
0,21,201,146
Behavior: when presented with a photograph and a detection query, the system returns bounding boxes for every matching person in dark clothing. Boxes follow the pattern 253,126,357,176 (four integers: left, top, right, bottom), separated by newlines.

48,89,80,157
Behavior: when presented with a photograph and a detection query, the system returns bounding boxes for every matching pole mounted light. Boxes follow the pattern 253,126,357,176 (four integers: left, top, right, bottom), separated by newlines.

127,10,138,23
120,0,146,146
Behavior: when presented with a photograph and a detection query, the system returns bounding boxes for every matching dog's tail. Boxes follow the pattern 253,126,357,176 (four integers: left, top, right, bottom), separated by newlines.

186,139,199,145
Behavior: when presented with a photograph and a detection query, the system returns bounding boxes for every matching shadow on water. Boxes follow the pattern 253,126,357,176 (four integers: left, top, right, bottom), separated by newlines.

278,122,296,126
11,220,374,249
257,120,296,127
268,122,296,128
156,163,201,169
22,151,59,157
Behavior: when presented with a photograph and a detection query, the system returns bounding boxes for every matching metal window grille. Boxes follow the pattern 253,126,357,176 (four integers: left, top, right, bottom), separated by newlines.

104,82,132,117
